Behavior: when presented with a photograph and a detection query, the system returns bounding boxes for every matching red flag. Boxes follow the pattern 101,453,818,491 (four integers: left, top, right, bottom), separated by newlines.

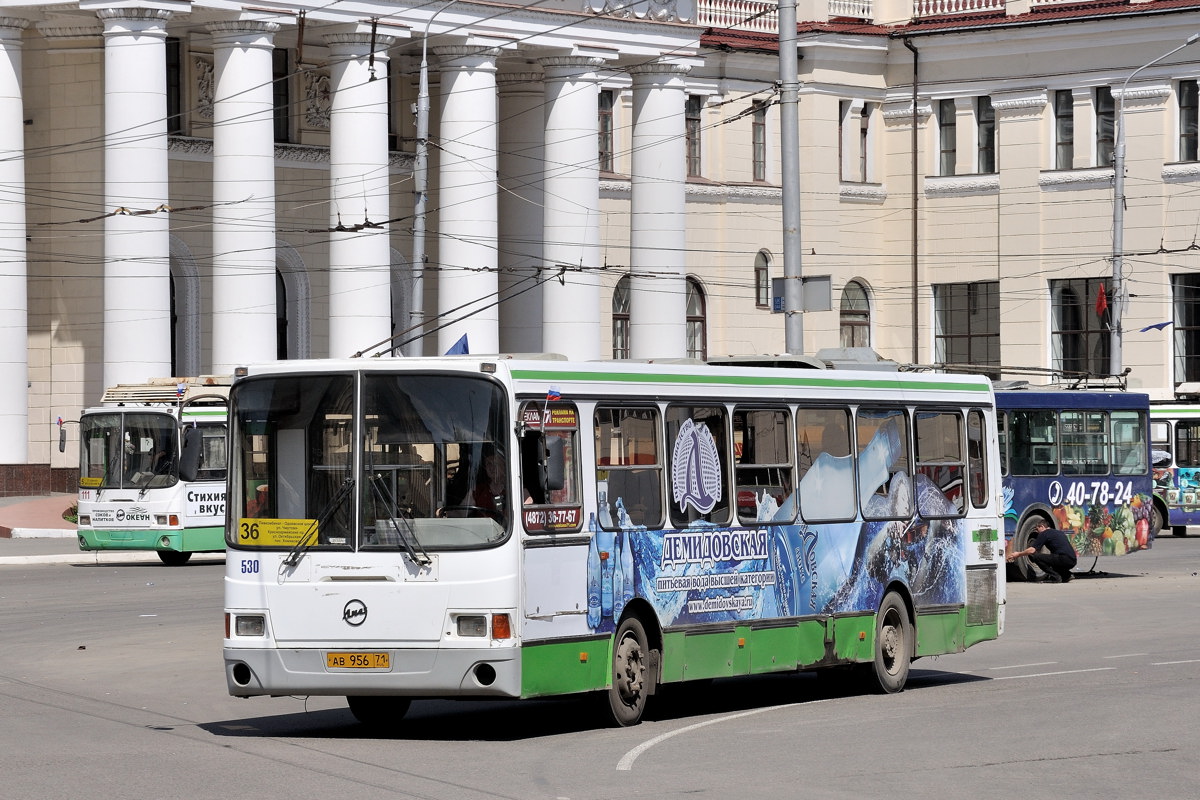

1096,283,1108,317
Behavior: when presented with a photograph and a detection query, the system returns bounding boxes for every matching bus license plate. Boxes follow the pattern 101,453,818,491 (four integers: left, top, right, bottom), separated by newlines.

326,652,390,669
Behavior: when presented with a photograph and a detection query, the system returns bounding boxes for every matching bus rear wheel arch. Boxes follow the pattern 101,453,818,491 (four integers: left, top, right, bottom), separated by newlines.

157,550,192,566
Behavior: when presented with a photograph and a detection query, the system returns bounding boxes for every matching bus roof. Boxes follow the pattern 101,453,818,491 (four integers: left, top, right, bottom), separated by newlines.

98,376,231,406
233,356,995,404
994,388,1149,410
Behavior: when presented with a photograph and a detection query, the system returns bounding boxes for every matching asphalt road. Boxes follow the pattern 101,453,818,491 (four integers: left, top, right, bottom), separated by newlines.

1,537,1197,800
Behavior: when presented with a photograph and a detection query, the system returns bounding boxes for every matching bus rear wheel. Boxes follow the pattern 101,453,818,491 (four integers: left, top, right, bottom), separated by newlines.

347,696,411,728
870,592,912,694
157,551,191,566
605,617,653,726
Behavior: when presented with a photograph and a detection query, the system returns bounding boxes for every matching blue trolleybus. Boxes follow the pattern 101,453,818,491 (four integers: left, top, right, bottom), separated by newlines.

996,388,1155,580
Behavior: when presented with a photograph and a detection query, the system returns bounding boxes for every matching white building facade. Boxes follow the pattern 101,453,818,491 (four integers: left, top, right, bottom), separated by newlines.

3,0,1200,492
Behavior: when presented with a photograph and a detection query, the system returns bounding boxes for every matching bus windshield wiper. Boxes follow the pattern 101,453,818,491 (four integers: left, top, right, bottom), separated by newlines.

369,473,432,567
283,477,355,568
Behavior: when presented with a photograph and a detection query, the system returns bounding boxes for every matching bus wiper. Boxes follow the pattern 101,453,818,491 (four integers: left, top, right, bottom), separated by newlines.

369,473,432,567
282,477,355,568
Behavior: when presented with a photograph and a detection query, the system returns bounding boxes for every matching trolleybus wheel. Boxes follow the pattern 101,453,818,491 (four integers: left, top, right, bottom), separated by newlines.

347,696,411,728
1150,503,1165,539
871,592,911,694
157,551,191,566
606,617,652,726
1008,517,1045,582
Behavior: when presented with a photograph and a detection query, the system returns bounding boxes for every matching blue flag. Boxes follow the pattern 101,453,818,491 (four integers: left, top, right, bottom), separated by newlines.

445,334,469,355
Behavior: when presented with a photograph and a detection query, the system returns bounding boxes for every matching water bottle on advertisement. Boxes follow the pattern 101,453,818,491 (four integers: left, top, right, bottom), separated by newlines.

598,526,615,618
586,514,601,628
613,531,626,619
598,482,613,528
620,528,635,609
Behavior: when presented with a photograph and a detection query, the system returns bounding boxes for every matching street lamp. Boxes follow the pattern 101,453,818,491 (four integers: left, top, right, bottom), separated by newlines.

1110,32,1200,376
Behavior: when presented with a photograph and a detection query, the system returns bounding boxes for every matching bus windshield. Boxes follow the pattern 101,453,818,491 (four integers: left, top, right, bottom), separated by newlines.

80,412,178,490
230,371,510,552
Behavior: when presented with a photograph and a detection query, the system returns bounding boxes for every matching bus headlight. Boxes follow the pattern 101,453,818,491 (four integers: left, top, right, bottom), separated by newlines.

456,615,487,637
235,615,266,636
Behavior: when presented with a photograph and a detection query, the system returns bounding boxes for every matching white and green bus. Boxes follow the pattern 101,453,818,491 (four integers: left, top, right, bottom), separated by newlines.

222,357,1005,726
77,377,230,565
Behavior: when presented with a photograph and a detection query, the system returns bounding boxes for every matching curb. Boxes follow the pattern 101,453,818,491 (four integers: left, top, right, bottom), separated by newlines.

4,528,77,539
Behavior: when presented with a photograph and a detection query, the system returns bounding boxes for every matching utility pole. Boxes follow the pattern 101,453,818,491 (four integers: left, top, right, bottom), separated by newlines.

778,0,803,355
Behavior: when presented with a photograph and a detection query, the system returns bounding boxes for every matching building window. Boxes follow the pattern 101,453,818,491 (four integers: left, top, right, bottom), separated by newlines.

166,37,182,135
1055,90,1074,170
612,275,630,359
934,282,1000,378
1173,274,1200,383
1180,80,1198,162
755,251,770,308
599,89,615,173
686,94,703,178
276,271,289,360
273,48,291,143
686,277,707,360
840,280,870,348
858,103,871,182
977,96,996,173
752,101,767,181
1096,86,1115,167
938,99,956,176
1051,277,1110,376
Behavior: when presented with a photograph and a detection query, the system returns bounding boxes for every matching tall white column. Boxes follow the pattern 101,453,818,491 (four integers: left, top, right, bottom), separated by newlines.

540,57,604,361
98,8,173,387
0,18,28,463
497,71,545,354
436,45,500,355
629,63,689,360
208,19,279,373
325,29,394,358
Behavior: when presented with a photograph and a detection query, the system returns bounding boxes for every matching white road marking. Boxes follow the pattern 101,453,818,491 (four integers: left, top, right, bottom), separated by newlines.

992,667,1114,680
618,698,837,771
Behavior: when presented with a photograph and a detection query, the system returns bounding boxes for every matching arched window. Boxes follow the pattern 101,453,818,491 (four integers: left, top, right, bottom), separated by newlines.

686,277,707,360
840,280,870,348
754,251,771,308
612,275,630,359
276,241,311,359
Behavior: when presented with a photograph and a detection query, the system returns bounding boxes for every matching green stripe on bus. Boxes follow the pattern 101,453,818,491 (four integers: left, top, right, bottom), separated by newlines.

972,528,1000,542
509,369,988,394
520,637,613,698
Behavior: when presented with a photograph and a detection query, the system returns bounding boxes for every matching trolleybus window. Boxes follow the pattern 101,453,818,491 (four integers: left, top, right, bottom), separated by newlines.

519,400,583,534
967,409,989,509
857,408,913,521
595,406,662,529
915,410,966,517
666,404,730,528
733,408,795,524
796,406,855,523
1112,409,1148,475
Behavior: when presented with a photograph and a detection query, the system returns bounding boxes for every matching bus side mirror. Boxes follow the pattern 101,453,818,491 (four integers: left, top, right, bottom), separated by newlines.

58,426,66,453
179,426,203,482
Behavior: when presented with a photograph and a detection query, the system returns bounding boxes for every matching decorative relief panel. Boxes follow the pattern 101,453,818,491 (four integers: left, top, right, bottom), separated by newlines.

304,70,332,130
194,56,214,121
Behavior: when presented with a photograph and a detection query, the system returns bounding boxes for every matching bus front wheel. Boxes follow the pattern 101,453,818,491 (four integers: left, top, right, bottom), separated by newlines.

870,592,912,694
157,551,191,566
605,617,653,726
